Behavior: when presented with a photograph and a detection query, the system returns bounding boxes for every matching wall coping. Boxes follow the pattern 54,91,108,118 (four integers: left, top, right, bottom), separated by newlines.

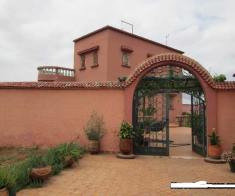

1,53,235,90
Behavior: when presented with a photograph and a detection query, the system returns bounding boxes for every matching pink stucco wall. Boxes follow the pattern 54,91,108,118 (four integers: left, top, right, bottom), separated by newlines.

217,90,235,151
0,89,124,152
0,53,235,155
182,104,191,114
169,94,183,123
74,28,182,82
106,29,181,81
74,30,109,82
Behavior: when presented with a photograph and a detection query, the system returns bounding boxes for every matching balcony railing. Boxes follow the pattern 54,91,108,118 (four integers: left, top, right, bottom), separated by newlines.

37,66,75,81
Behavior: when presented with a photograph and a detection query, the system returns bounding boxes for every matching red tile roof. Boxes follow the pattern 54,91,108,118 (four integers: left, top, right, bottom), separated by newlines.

0,81,124,89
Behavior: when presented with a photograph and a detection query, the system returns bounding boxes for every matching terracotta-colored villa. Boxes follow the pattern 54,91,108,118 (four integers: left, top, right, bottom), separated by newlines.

0,26,235,156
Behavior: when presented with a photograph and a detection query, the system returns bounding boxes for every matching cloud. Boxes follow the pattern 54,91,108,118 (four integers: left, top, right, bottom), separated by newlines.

0,0,234,81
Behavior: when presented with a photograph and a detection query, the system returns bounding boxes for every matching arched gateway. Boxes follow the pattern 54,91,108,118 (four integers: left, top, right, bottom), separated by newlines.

124,53,217,156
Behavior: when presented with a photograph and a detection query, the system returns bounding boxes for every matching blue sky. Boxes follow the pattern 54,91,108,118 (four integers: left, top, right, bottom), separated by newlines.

0,0,234,81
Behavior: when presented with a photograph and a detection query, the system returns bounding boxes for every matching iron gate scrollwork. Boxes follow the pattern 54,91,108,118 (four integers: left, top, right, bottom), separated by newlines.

132,65,207,156
133,91,169,155
191,95,206,156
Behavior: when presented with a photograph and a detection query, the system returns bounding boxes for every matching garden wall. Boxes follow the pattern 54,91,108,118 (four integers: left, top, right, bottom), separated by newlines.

216,90,235,151
0,89,125,152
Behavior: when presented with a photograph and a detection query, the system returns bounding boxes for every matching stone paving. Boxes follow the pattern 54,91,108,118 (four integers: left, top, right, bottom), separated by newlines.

18,154,235,196
170,127,201,157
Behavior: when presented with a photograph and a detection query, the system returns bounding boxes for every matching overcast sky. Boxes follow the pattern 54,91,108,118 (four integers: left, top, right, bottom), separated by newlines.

0,0,234,82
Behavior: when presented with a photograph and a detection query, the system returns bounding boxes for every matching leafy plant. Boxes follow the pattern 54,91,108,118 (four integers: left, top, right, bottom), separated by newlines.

213,74,226,82
27,154,48,168
223,143,235,162
0,142,84,194
84,112,105,141
44,148,64,175
0,167,16,190
119,121,135,139
208,130,220,145
59,142,81,161
142,105,156,116
118,76,127,82
5,160,32,193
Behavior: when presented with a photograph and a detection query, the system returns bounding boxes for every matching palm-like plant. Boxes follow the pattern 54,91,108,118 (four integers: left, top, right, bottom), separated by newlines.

208,131,220,146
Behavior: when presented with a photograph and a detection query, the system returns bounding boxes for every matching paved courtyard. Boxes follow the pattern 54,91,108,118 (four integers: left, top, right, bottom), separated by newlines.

18,154,235,196
170,127,201,157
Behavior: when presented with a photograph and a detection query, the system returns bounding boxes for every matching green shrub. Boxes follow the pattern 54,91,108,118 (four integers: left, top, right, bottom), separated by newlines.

0,166,16,190
84,112,105,141
0,142,84,194
119,121,135,139
27,154,48,168
10,157,38,191
213,74,226,82
56,142,81,161
44,148,64,175
208,130,220,145
118,76,127,82
44,142,82,174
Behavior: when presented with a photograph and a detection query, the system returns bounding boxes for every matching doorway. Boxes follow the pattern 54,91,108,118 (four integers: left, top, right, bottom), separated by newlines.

132,65,206,156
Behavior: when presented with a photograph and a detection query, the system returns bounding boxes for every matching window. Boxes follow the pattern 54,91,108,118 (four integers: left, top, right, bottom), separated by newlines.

93,51,98,66
122,52,129,66
80,55,85,69
77,45,99,70
120,45,133,67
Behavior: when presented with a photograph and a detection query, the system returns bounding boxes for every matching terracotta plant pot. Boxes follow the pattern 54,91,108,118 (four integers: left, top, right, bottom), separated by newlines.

89,140,100,154
120,139,133,155
208,145,222,159
64,156,75,168
0,187,8,196
229,159,235,172
30,166,52,181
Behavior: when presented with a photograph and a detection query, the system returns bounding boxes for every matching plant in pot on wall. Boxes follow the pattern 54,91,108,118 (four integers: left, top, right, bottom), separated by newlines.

223,143,235,172
208,129,222,159
84,112,105,154
119,121,135,155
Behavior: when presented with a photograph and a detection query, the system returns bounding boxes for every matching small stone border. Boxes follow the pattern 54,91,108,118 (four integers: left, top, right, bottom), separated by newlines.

204,157,227,164
116,153,136,159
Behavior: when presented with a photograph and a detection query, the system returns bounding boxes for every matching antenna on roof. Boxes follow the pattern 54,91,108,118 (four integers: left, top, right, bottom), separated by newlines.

165,33,170,45
121,20,134,34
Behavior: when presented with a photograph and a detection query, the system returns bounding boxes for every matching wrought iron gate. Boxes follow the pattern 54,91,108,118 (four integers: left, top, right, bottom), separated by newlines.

132,65,207,156
133,91,169,155
191,95,206,156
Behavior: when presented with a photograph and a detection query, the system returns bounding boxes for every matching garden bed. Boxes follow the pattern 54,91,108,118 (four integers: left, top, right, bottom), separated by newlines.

0,147,46,167
0,143,85,196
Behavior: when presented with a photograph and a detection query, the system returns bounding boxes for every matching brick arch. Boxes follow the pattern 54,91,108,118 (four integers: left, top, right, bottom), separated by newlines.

124,53,215,89
124,53,218,156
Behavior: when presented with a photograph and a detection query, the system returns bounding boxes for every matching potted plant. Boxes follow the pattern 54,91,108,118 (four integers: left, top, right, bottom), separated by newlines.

84,112,105,154
59,142,81,168
208,129,222,159
223,143,235,172
28,154,52,181
0,167,15,196
119,121,135,155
